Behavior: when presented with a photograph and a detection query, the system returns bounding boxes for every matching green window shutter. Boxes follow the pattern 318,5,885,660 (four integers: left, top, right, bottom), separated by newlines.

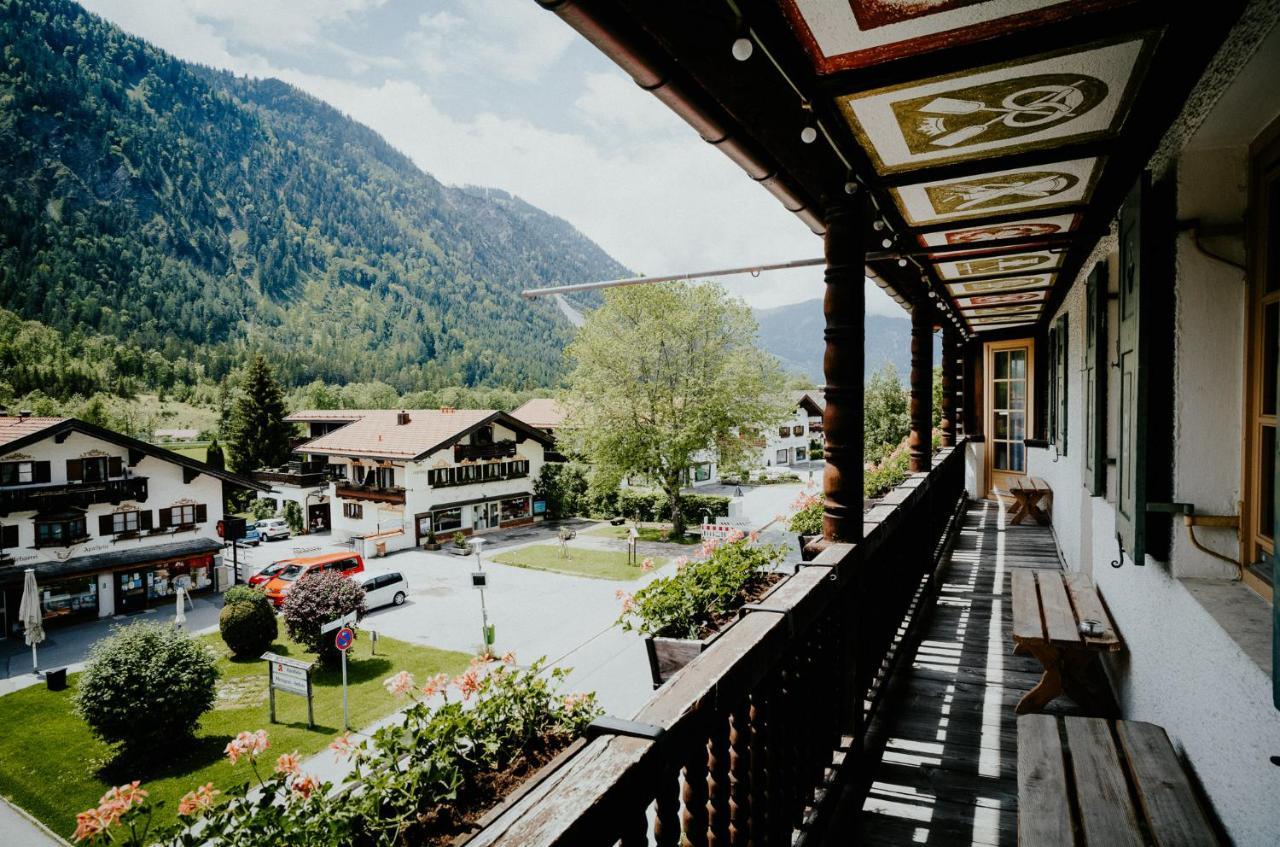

1057,313,1069,455
1117,176,1149,565
1046,327,1058,444
1083,263,1107,495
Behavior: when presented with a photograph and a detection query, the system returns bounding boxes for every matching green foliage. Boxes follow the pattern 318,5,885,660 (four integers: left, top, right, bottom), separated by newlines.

204,438,225,471
864,363,910,462
72,622,218,756
787,491,824,535
218,588,278,658
865,442,911,498
281,571,366,664
933,366,943,428
282,500,302,534
0,0,624,394
249,498,277,521
619,538,785,639
565,282,789,535
534,461,589,519
226,354,293,473
142,657,600,846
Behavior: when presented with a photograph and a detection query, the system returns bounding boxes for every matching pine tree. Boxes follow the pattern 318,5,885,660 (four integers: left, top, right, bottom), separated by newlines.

205,438,225,471
227,355,293,474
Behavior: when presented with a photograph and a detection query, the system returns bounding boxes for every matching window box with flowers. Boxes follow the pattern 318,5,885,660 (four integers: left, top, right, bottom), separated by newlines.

787,489,824,562
617,535,787,688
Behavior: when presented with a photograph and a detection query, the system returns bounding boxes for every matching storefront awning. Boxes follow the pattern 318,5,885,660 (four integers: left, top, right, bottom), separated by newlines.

0,537,223,584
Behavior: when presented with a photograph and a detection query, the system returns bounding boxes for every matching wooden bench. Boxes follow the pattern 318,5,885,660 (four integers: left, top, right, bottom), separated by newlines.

1008,475,1053,525
1018,714,1222,846
1012,568,1123,715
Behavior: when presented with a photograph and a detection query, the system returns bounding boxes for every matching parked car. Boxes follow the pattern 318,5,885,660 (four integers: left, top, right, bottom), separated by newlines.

258,518,291,541
262,552,364,608
358,572,408,610
247,560,288,587
236,522,262,547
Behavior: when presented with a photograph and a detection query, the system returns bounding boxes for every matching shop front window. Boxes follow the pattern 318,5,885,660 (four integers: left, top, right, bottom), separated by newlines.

434,508,463,533
41,576,98,622
501,496,531,522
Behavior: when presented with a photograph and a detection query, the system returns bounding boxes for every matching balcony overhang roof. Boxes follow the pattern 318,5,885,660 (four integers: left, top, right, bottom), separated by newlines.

538,0,1251,336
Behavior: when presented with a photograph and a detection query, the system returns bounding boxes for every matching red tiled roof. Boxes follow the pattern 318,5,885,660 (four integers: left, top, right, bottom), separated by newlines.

298,409,497,460
0,416,66,451
510,398,567,430
285,409,379,423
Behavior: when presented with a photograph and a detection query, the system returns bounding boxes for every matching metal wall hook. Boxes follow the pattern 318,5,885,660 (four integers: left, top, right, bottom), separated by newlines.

1110,533,1124,568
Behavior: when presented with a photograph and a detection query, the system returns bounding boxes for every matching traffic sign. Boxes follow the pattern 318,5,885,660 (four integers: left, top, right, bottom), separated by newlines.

321,611,359,634
335,626,355,651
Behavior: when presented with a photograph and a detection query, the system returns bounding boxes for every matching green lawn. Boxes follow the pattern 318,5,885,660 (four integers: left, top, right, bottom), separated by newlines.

0,632,469,839
163,442,209,462
582,523,700,545
491,544,668,580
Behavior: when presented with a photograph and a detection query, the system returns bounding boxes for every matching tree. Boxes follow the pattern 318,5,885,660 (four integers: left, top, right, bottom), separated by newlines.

205,437,225,470
219,585,278,657
227,354,293,473
564,282,788,537
283,500,303,534
864,364,909,461
282,571,366,664
73,621,219,757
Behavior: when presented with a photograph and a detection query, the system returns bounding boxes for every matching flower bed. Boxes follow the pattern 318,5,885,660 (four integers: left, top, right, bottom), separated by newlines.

72,655,600,846
617,534,786,686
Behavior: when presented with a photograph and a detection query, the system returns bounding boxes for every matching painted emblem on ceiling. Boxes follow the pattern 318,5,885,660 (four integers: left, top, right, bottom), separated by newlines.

946,273,1054,295
782,0,1129,73
838,37,1149,172
920,214,1079,247
965,304,1042,316
954,290,1049,309
934,249,1064,280
972,320,1035,331
892,158,1100,224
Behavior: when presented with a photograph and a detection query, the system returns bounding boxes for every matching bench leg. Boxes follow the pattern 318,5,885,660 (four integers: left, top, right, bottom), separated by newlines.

1008,497,1028,525
1025,493,1051,526
1016,644,1064,715
1059,652,1118,717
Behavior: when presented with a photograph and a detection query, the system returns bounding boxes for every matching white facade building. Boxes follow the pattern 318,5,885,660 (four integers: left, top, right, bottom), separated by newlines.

288,409,553,558
0,415,262,634
760,392,823,468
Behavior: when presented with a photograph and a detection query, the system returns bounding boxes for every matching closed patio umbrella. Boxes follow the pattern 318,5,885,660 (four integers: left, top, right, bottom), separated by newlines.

17,568,44,672
174,585,187,629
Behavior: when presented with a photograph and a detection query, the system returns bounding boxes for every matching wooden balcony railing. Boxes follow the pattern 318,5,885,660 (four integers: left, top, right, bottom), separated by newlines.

0,476,149,517
455,439,517,462
253,461,329,487
334,482,406,504
468,442,967,846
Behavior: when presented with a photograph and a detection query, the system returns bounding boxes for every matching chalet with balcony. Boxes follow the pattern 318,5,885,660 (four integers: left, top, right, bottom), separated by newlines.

761,390,824,467
0,414,264,634
448,2,1280,846
292,409,554,556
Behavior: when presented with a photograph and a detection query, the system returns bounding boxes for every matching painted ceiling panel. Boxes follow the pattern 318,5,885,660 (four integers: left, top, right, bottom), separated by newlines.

934,249,1064,279
946,273,1056,295
954,289,1049,308
919,213,1080,247
964,303,1043,316
840,36,1152,173
783,0,1128,73
972,320,1036,331
891,157,1102,224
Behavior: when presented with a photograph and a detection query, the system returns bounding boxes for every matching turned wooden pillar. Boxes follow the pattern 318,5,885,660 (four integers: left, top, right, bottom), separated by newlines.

908,302,935,472
821,203,865,544
940,327,959,447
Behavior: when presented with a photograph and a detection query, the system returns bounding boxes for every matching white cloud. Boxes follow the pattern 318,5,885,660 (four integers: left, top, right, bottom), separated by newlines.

405,0,575,83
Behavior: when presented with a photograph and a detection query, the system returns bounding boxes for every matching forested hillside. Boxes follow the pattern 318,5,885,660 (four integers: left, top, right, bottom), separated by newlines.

0,0,625,399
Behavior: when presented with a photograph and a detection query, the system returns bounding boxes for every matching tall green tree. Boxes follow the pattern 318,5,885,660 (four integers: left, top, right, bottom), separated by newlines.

227,354,293,473
864,363,909,461
564,283,788,536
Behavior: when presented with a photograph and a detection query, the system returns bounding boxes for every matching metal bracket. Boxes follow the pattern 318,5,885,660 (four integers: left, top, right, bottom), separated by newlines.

737,604,794,636
586,715,665,743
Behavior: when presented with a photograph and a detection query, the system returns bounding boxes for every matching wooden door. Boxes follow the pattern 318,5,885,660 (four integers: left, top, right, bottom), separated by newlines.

985,339,1034,496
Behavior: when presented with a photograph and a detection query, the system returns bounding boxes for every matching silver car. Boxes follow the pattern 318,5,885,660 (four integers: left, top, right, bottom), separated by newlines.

257,518,291,541
359,572,408,609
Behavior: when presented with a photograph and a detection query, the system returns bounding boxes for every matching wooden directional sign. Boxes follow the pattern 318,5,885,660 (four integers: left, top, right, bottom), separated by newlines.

321,610,359,635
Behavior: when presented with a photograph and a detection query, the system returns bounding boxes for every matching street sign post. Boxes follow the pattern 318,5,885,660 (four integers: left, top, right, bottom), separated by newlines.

322,611,359,731
470,537,494,653
262,652,315,728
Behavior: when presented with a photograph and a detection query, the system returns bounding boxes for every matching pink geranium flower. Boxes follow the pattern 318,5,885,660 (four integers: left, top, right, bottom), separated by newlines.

421,671,451,698
274,751,301,776
640,557,654,572
501,650,516,664
383,670,415,697
177,783,219,817
290,774,317,800
225,729,269,764
454,667,481,700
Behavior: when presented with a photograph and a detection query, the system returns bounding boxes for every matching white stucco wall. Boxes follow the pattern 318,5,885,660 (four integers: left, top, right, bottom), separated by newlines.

1022,137,1280,839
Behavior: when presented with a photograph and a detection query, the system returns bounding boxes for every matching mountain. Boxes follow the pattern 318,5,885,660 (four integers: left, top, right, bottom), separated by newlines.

754,299,941,384
0,0,626,397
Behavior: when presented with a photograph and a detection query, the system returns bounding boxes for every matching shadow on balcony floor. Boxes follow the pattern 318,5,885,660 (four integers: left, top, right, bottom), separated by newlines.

852,498,1092,847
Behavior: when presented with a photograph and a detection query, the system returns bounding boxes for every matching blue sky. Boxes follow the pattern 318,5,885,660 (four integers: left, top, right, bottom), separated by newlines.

80,0,899,315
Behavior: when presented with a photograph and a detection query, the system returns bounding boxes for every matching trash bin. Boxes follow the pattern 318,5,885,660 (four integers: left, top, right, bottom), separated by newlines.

46,667,67,692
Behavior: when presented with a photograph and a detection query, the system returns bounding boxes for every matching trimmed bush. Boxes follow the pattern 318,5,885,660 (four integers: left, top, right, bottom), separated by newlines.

587,487,730,526
73,621,219,756
282,570,366,664
219,586,278,658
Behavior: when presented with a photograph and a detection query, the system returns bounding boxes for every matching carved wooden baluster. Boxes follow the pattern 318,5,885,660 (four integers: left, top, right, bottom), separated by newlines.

748,689,769,844
783,662,805,828
682,735,710,847
728,698,752,845
708,711,732,846
767,672,790,846
618,801,649,847
654,760,681,847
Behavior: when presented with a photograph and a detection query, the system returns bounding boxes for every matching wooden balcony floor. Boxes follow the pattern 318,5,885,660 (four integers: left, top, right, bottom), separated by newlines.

853,498,1086,847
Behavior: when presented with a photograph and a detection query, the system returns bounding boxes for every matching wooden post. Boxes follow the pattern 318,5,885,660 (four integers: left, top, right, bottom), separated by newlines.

909,302,935,472
821,202,865,543
940,327,959,447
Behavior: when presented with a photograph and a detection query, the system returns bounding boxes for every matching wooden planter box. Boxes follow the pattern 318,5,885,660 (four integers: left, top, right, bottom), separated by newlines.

449,545,472,556
642,574,788,689
451,737,588,845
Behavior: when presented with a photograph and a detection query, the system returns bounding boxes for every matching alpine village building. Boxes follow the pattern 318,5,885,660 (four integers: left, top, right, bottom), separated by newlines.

0,414,263,635
259,409,554,557
446,2,1280,846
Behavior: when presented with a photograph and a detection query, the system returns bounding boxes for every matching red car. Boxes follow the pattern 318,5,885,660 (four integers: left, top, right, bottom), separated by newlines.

262,553,365,608
247,561,289,587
